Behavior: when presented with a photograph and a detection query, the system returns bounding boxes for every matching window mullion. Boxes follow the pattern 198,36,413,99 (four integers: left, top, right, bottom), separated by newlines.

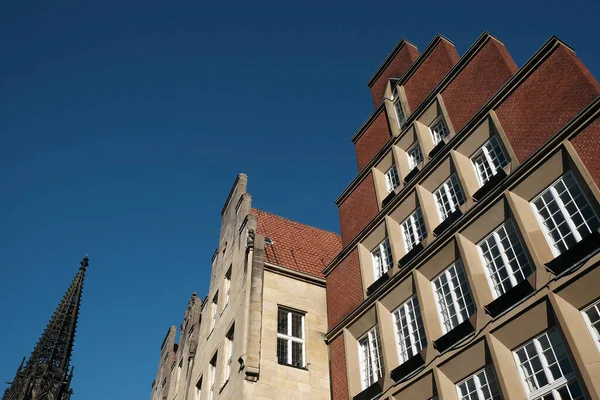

404,303,416,354
482,146,496,176
533,338,554,386
551,186,583,242
410,215,418,244
494,231,517,287
444,183,455,212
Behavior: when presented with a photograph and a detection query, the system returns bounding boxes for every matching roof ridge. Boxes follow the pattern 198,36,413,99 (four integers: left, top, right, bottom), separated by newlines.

251,208,341,239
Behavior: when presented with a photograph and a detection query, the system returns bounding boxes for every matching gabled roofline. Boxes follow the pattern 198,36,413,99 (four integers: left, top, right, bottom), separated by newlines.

341,31,510,203
327,35,575,275
366,38,419,88
353,34,455,143
221,173,247,216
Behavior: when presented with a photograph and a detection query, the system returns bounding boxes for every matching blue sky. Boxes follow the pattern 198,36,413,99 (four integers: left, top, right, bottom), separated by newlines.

1,1,599,399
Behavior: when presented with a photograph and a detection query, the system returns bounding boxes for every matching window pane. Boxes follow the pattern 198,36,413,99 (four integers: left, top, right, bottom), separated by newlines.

431,118,449,145
408,145,423,170
291,341,303,367
277,338,288,364
277,310,288,334
433,260,475,333
291,313,303,338
385,165,400,193
392,297,427,363
435,175,466,220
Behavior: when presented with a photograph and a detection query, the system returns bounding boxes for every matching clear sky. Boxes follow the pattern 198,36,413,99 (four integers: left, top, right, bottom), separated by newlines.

1,0,599,399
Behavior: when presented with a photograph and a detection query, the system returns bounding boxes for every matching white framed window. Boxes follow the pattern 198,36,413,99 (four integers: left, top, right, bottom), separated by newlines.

277,308,305,368
358,326,384,390
392,296,426,364
385,165,400,194
456,366,501,400
582,299,600,352
434,174,466,221
225,326,234,382
471,136,509,186
408,143,423,170
394,99,407,129
531,172,599,257
513,328,583,399
478,220,533,299
430,117,450,146
195,377,202,400
210,293,218,332
372,237,393,280
433,260,475,334
175,361,182,393
224,266,232,309
209,354,217,400
401,208,427,253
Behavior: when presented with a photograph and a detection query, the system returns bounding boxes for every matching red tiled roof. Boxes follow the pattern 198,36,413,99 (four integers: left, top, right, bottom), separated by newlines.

251,208,342,278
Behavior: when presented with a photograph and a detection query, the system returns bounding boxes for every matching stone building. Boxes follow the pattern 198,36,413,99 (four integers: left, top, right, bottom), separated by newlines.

150,174,342,400
325,32,600,400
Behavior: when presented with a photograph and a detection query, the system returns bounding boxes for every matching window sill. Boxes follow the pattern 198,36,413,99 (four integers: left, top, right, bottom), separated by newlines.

398,242,424,269
484,274,535,318
428,140,446,159
472,169,507,202
545,230,600,275
277,362,308,371
381,189,397,208
433,317,476,353
353,381,383,400
403,166,420,184
366,270,391,296
433,208,463,237
390,352,425,382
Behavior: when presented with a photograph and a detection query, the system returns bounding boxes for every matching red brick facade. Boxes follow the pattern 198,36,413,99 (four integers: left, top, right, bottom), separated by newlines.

442,39,517,133
495,45,600,162
369,43,419,107
354,109,392,172
404,39,459,113
338,173,379,246
326,248,363,329
572,118,600,187
329,335,349,400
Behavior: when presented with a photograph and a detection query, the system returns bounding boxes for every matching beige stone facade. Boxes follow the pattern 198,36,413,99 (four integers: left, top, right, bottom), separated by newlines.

150,174,340,400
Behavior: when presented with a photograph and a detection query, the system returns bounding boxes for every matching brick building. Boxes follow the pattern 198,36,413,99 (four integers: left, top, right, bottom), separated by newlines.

150,174,342,400
325,32,600,400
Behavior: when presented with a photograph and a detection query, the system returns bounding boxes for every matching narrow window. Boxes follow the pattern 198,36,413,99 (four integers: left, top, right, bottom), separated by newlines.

210,293,218,333
433,260,475,334
225,326,234,382
385,165,400,193
175,360,182,393
531,172,599,256
478,220,532,298
195,377,202,400
209,354,217,400
371,237,393,280
407,143,423,171
434,174,466,221
582,299,600,351
471,136,509,186
358,326,384,390
456,366,501,400
392,296,426,363
513,329,583,399
430,117,450,146
401,208,427,252
394,100,407,129
224,266,232,309
277,308,305,368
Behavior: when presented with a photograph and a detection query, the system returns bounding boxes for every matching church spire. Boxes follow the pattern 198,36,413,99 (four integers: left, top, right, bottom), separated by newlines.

2,256,89,400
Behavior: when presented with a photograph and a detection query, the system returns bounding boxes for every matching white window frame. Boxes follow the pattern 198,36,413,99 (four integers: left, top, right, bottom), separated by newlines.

434,174,466,221
371,237,393,280
224,267,231,309
225,328,234,382
531,172,600,257
358,326,384,390
407,143,423,171
385,164,400,194
471,136,509,186
512,328,583,400
432,260,475,334
277,308,306,368
456,366,501,400
401,208,427,253
430,116,450,146
394,99,407,129
209,356,217,400
582,299,600,353
477,220,532,299
392,296,426,364
210,294,218,333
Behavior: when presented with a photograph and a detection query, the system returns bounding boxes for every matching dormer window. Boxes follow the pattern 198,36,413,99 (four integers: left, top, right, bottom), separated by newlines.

471,136,509,186
430,117,450,146
385,165,400,194
407,144,423,171
372,238,393,280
